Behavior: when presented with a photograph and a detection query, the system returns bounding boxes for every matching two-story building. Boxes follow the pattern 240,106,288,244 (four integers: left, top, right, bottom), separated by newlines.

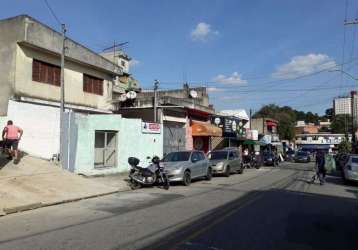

0,15,137,160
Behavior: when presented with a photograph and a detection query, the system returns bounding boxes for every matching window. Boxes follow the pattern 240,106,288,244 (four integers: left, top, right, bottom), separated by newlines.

208,151,227,160
198,152,206,161
229,151,235,160
83,74,104,95
163,152,191,162
32,59,60,86
191,152,201,163
351,157,358,164
121,60,126,67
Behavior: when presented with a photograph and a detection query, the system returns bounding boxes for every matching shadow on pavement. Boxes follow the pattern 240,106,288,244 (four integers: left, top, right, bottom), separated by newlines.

139,189,358,250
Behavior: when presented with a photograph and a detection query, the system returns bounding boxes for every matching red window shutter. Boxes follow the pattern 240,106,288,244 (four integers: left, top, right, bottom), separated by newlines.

47,66,53,85
32,60,40,81
54,67,60,86
99,80,103,95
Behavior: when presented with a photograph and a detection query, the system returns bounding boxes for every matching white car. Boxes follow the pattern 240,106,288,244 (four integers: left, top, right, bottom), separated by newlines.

342,154,358,183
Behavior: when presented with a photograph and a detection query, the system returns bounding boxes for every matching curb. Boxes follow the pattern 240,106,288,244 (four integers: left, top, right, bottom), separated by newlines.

0,187,131,217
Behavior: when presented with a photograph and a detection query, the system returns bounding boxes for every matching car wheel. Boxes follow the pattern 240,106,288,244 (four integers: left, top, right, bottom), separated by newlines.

238,166,244,174
206,167,213,180
224,166,231,177
182,170,191,186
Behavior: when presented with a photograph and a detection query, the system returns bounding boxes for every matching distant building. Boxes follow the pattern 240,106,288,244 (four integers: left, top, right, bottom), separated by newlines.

250,118,280,143
351,91,358,130
333,96,351,115
295,123,319,134
296,133,351,152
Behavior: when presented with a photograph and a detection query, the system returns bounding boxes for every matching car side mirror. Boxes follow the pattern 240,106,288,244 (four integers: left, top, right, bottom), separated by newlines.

192,158,198,163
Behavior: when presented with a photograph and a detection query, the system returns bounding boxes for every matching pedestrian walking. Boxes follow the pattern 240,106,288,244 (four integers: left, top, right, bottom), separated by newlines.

2,120,23,163
311,150,326,185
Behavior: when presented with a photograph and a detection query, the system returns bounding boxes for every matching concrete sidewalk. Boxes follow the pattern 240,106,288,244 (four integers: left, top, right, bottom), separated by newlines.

0,155,130,216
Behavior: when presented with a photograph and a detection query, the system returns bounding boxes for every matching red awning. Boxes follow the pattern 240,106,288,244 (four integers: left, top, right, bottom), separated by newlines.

266,120,277,126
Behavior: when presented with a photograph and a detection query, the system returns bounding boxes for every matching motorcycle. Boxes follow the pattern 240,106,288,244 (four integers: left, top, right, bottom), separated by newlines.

242,153,261,169
128,156,170,190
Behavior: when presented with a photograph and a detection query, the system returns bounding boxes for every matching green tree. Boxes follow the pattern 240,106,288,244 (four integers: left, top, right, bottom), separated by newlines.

254,104,296,141
324,108,333,120
338,140,352,154
330,114,352,134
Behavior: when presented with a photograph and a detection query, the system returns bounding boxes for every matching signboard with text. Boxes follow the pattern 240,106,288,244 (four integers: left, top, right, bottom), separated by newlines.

142,122,161,134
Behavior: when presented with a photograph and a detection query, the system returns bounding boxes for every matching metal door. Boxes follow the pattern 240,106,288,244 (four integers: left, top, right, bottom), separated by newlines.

163,122,186,155
94,131,117,168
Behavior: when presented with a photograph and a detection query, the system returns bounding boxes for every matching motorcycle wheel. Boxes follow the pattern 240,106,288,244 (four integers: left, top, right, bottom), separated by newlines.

129,179,141,190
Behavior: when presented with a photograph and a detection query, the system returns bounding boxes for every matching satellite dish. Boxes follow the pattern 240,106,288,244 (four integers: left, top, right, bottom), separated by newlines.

189,90,198,98
119,93,127,102
126,91,137,99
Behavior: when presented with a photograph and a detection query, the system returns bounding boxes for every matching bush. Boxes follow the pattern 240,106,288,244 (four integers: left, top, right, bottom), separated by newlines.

338,140,352,154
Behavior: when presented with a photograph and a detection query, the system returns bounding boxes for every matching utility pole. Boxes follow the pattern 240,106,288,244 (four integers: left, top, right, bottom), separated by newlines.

344,18,358,152
154,80,159,123
249,109,252,130
59,23,66,167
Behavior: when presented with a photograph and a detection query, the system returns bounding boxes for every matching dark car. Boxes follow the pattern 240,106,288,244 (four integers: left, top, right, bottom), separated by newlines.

285,150,295,162
294,151,311,163
263,152,278,166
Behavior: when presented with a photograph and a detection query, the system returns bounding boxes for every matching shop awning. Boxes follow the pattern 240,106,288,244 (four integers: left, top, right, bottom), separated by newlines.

192,122,222,137
243,140,266,145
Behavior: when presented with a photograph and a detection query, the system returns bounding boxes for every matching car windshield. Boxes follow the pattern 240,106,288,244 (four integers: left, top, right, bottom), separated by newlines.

208,151,228,160
163,152,191,162
297,152,307,156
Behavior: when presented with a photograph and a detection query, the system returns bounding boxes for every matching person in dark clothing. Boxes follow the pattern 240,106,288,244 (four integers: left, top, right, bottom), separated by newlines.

311,150,326,185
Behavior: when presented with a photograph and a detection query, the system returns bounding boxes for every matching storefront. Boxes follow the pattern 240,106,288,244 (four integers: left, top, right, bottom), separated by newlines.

210,115,247,149
191,121,222,153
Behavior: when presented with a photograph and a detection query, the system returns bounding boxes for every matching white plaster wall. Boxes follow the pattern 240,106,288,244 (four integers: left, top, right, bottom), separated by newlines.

3,100,60,159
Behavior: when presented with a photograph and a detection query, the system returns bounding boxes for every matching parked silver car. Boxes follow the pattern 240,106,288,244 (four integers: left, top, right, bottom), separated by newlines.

208,149,243,177
342,154,358,183
161,151,212,186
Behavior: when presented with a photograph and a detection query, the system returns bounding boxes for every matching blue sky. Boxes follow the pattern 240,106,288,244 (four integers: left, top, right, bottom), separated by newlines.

2,0,358,114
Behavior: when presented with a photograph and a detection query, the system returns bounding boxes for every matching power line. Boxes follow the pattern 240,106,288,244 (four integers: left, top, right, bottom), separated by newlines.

43,0,62,26
158,56,358,89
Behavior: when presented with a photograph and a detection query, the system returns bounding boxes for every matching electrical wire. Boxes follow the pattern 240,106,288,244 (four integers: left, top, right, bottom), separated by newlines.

43,0,62,26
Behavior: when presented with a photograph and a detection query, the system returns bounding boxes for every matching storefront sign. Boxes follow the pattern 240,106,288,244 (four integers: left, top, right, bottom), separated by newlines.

246,129,258,140
211,115,246,138
142,122,161,134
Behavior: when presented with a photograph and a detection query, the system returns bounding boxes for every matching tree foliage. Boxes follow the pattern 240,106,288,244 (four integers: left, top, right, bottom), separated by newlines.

338,140,352,154
330,114,352,134
253,104,324,141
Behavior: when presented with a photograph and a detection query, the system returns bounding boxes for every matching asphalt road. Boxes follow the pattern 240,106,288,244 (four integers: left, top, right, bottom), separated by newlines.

0,162,358,250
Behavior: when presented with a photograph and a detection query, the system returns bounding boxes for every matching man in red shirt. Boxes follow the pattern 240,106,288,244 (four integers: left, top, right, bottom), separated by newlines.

2,120,23,162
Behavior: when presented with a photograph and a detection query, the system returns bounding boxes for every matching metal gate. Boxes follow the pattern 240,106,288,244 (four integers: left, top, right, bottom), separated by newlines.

94,131,117,168
163,122,186,155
